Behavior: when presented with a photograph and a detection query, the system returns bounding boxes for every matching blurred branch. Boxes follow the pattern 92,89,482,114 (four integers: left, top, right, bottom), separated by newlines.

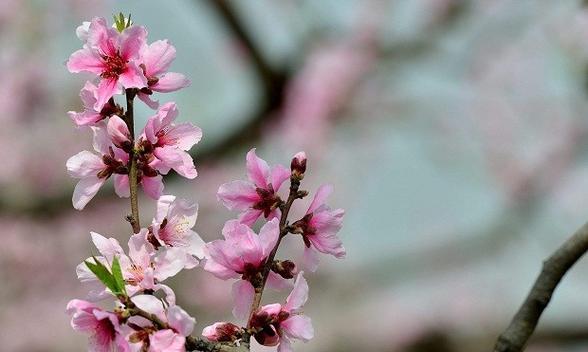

493,221,588,352
199,0,288,157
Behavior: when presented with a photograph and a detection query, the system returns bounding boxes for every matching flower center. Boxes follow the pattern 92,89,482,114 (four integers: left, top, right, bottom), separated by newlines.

126,264,144,286
101,53,127,79
253,185,282,218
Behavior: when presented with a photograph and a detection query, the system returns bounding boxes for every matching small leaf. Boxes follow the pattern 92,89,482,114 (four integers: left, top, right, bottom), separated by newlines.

85,256,119,294
111,256,126,295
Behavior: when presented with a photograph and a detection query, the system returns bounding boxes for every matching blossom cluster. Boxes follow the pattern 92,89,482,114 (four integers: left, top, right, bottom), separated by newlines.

65,15,345,352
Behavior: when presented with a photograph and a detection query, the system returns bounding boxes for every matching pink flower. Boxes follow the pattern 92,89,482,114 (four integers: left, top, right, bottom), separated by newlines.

66,122,129,210
128,295,195,352
137,40,191,109
149,195,206,269
68,81,122,127
217,148,290,225
66,122,163,209
140,102,202,179
77,231,185,303
66,299,128,352
204,219,285,320
292,184,345,271
67,17,147,110
202,322,242,342
249,272,314,352
103,117,165,200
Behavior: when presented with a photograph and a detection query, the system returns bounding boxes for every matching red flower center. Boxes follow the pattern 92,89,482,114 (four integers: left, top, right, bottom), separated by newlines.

101,53,127,79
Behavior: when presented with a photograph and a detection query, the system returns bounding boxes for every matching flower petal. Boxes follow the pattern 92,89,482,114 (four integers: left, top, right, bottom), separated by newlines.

72,176,106,210
142,175,164,199
113,174,130,198
151,72,190,92
246,148,270,188
281,315,314,342
66,151,104,178
231,280,255,321
284,272,308,312
94,78,122,111
66,48,104,74
217,180,259,211
141,39,176,77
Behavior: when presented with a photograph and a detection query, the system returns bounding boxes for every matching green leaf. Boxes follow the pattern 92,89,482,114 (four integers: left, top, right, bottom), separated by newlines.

113,12,133,32
111,256,126,295
85,256,119,294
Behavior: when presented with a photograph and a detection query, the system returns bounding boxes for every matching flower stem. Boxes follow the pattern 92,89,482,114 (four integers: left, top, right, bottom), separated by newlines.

125,89,140,233
244,176,300,337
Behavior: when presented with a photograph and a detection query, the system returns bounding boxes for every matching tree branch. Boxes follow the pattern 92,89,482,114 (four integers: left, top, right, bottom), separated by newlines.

124,89,141,234
493,220,588,352
244,175,301,340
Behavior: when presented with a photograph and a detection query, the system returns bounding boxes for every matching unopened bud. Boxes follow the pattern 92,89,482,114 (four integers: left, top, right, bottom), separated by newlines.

290,151,307,178
202,322,242,342
271,259,297,279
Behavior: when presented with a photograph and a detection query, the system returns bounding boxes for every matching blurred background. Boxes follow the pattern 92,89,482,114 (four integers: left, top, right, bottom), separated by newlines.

4,0,588,351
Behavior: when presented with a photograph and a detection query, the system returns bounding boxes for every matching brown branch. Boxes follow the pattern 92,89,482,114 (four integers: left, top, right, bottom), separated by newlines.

244,175,301,340
122,296,248,352
124,89,141,233
493,221,588,352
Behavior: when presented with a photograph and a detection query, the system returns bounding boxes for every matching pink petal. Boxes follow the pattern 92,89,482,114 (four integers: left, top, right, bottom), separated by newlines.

69,110,103,127
154,147,197,179
156,284,177,306
90,232,124,259
141,39,176,77
137,92,159,109
76,21,91,41
303,246,320,272
158,101,179,127
154,247,186,282
202,255,239,280
119,25,147,61
187,231,206,260
66,151,104,178
167,123,202,151
246,148,270,188
307,184,334,214
66,48,104,74
80,81,99,109
217,180,259,211
277,336,293,352
118,61,147,89
167,305,195,336
86,17,117,57
284,272,308,312
258,218,280,256
72,176,106,210
281,315,314,342
231,280,255,321
94,78,122,111
267,271,293,291
270,164,290,191
151,72,190,92
155,195,176,222
91,121,113,155
113,174,130,198
131,295,165,319
150,330,185,352
141,175,164,199
107,115,130,148
167,197,198,228
237,208,263,226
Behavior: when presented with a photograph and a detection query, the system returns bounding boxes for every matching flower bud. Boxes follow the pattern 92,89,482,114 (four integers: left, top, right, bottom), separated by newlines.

290,151,307,178
271,260,297,279
202,322,242,342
